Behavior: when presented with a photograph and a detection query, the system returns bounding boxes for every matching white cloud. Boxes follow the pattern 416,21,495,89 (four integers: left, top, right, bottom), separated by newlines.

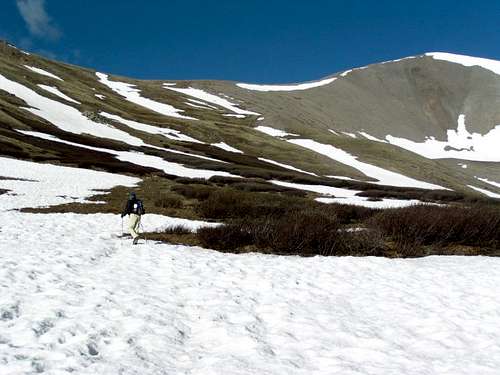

16,0,61,40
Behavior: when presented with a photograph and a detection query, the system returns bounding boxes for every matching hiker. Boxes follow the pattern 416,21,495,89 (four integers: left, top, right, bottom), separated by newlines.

121,192,145,245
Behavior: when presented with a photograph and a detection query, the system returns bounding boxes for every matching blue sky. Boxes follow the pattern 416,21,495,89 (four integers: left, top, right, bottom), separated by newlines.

1,1,499,83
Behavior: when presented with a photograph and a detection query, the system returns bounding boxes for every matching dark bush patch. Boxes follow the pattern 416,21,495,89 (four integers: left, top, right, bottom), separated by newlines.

368,204,500,255
161,225,191,235
195,188,316,219
171,184,215,200
174,177,210,185
208,176,243,185
198,209,388,256
154,193,183,209
198,222,254,251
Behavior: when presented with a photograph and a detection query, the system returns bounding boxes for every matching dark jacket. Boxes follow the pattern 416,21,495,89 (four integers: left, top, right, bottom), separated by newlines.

121,198,145,217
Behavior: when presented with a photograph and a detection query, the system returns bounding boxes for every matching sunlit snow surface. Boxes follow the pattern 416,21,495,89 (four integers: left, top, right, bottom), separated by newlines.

165,86,260,115
386,115,500,162
18,132,237,180
259,158,317,176
0,157,139,210
288,139,446,190
271,180,423,209
37,85,80,104
0,74,144,146
1,158,500,374
236,77,336,91
255,126,298,137
427,52,500,75
211,142,244,154
2,213,500,374
96,73,195,120
100,112,203,143
467,185,500,199
24,65,63,81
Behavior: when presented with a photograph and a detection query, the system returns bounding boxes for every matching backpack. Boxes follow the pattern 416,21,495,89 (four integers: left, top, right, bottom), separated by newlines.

133,199,146,215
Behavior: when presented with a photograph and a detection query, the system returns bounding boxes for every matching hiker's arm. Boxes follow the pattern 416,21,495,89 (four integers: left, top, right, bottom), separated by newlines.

121,201,130,217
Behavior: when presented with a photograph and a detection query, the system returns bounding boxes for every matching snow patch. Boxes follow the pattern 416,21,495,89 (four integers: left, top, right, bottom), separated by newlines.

95,94,106,100
37,84,80,104
0,74,144,146
0,157,139,210
2,210,500,374
476,177,500,189
24,65,63,81
19,131,236,179
467,185,500,199
288,139,447,190
272,180,423,208
187,98,217,108
164,86,260,115
223,114,246,119
255,126,298,138
427,52,500,75
259,158,316,176
386,114,500,162
359,131,387,143
327,175,358,181
342,132,357,139
96,73,195,120
316,196,424,209
237,77,336,92
100,112,203,143
211,142,243,154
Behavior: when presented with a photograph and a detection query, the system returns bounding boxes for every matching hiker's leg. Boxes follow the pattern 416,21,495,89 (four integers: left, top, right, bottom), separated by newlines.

134,216,141,236
128,214,140,239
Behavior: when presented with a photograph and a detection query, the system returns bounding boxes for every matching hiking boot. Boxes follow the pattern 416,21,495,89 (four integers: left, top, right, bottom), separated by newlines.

132,236,139,245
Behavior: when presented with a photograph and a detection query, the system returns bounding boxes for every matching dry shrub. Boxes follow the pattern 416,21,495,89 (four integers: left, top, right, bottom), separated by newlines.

369,204,500,253
154,193,183,209
171,184,215,200
162,225,191,235
196,188,315,219
198,208,387,256
174,177,209,185
197,222,254,251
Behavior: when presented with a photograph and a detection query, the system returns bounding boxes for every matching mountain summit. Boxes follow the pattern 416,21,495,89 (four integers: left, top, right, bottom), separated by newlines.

1,41,499,203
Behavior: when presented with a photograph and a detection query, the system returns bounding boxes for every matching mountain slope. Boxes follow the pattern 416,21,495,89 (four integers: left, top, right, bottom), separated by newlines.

1,40,500,203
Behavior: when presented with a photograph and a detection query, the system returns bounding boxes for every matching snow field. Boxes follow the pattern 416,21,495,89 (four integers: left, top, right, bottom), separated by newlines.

37,85,81,104
258,158,317,176
385,115,500,162
164,86,260,116
17,132,237,180
236,77,336,92
2,213,500,374
211,142,244,154
467,185,500,199
0,73,144,146
288,139,446,190
100,112,203,143
254,126,298,137
96,73,195,120
271,180,424,209
427,52,500,75
0,157,139,210
1,153,500,374
24,65,63,81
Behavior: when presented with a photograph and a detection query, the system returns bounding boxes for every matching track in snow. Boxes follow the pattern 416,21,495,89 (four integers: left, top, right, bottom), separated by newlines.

2,212,500,374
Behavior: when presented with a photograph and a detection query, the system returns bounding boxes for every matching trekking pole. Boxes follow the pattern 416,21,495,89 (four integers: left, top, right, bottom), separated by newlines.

140,221,148,244
120,216,124,246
